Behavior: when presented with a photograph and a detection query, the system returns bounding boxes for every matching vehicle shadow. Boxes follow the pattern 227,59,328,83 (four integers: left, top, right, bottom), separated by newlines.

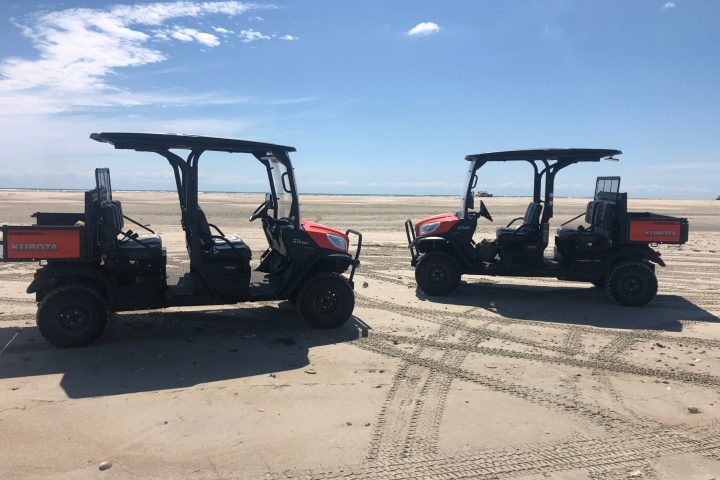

416,280,718,332
0,303,369,399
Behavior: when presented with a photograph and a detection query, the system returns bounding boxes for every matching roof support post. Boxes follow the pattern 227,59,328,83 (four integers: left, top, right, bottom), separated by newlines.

275,150,300,227
542,160,576,223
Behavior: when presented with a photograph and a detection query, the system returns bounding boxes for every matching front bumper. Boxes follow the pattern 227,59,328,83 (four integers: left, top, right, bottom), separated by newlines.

404,219,419,266
345,229,362,287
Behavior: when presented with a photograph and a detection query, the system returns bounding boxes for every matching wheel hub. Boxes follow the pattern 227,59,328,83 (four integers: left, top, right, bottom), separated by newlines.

314,289,338,314
429,266,447,284
58,305,90,331
621,275,642,296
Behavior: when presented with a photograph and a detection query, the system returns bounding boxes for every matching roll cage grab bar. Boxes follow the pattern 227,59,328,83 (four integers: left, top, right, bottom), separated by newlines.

462,149,622,223
154,148,300,235
89,133,303,266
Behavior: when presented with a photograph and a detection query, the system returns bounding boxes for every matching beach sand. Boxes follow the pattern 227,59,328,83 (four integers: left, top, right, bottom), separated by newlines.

1,191,719,479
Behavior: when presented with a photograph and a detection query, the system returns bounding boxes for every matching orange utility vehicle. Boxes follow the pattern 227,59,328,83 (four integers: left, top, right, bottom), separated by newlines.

405,149,688,306
1,133,362,347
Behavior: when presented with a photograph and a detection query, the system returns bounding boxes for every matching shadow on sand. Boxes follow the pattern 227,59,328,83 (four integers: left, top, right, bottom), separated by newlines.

0,303,369,399
416,280,718,332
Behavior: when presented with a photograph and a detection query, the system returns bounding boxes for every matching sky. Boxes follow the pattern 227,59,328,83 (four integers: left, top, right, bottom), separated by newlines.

0,0,718,198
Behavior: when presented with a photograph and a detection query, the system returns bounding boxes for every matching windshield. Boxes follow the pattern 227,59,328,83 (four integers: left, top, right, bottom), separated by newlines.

460,161,477,216
268,157,293,219
594,176,621,200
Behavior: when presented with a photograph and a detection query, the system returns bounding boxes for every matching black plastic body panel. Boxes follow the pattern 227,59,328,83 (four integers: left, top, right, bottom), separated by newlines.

33,212,85,226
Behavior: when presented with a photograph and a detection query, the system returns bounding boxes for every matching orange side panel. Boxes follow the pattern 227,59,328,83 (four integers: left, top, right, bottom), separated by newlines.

6,229,81,259
628,220,681,242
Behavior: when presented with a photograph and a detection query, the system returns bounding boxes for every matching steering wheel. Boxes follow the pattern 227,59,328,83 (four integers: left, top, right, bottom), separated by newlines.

478,200,493,222
249,199,270,222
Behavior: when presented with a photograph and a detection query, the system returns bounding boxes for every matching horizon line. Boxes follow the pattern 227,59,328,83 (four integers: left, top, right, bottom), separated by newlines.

0,187,715,201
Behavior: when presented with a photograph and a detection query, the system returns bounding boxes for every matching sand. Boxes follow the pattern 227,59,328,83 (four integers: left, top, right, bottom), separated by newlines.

1,191,719,479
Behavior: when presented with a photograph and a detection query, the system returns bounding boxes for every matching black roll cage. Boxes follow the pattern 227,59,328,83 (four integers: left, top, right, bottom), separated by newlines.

461,148,622,222
90,133,302,236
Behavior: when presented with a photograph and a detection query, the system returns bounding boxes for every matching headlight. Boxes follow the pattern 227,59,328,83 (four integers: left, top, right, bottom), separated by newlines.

326,234,348,251
419,221,440,235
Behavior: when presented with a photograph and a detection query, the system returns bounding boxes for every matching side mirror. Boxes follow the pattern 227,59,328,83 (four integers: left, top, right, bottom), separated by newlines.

479,200,493,222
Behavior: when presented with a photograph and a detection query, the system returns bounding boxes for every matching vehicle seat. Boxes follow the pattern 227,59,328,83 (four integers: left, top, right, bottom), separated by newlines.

99,200,163,260
196,208,252,263
496,202,542,242
556,199,615,243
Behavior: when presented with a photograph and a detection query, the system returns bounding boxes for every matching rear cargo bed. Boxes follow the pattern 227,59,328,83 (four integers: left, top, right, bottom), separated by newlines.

620,212,689,244
1,225,86,261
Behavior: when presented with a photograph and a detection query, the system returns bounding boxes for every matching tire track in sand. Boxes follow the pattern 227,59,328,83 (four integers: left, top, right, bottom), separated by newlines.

272,422,720,480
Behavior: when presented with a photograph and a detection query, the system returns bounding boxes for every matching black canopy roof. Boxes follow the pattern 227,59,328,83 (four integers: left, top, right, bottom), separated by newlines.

465,148,621,162
90,132,296,153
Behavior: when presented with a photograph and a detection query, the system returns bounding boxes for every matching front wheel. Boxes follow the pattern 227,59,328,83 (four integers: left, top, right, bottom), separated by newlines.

37,284,109,348
297,272,355,329
415,252,461,296
606,261,658,307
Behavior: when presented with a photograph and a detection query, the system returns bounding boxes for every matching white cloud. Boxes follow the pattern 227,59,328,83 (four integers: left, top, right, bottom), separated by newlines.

660,2,676,9
0,111,270,190
656,162,720,171
179,27,220,46
266,96,316,105
0,89,253,115
304,180,352,188
279,34,298,41
624,183,710,194
0,1,269,114
154,26,221,46
406,21,440,37
367,180,460,189
213,26,233,34
488,181,533,189
239,29,271,42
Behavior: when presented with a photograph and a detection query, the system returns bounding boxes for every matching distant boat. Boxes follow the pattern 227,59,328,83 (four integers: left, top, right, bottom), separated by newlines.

476,191,493,198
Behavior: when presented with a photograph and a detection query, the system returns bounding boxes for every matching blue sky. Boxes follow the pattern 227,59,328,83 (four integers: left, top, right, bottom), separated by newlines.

0,0,718,198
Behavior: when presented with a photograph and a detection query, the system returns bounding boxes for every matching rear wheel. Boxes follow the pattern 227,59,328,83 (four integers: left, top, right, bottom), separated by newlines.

297,272,354,329
415,252,461,296
37,284,109,348
606,261,657,306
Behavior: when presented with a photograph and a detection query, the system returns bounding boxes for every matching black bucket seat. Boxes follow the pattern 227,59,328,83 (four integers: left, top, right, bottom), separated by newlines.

495,201,542,244
98,200,163,261
195,208,252,263
557,199,615,243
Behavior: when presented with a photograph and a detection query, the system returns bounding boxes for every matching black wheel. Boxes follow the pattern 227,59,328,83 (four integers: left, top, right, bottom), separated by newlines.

415,252,461,296
36,284,109,348
606,262,658,307
591,279,605,289
297,272,354,329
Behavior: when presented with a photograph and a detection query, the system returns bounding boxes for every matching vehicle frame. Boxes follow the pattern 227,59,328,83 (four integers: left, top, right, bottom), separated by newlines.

405,149,688,306
1,132,362,347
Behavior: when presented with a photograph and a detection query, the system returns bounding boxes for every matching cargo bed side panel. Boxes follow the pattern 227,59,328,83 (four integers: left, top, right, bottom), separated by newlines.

1,226,85,261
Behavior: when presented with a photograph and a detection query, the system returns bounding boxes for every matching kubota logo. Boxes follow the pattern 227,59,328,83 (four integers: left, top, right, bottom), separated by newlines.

644,230,676,237
11,243,58,251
